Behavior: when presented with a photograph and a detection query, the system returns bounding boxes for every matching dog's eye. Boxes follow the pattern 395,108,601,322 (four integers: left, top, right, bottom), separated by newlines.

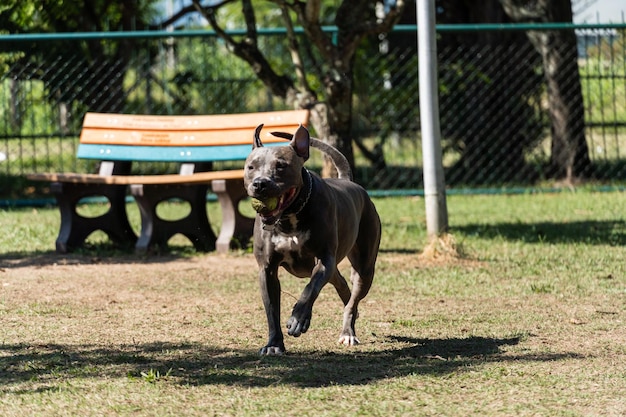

275,161,287,171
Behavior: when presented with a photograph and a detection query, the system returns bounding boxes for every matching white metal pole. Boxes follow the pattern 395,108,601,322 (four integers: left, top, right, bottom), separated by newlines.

417,0,448,236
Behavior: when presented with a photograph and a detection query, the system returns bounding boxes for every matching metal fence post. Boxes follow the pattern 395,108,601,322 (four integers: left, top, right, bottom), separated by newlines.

417,0,449,236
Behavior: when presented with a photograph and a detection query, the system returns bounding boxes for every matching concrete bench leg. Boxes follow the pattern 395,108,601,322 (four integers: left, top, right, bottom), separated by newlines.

211,179,255,253
52,182,137,253
131,183,217,253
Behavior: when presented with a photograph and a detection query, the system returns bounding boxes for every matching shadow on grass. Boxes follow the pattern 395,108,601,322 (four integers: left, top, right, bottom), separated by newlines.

0,335,583,390
455,220,626,245
0,246,199,268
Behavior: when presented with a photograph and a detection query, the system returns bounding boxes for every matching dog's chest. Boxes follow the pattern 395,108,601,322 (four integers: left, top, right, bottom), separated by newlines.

271,230,312,274
271,230,310,254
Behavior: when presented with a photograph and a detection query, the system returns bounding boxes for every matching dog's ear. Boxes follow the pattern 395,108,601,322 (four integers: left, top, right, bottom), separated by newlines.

290,124,310,161
253,124,264,149
269,131,293,140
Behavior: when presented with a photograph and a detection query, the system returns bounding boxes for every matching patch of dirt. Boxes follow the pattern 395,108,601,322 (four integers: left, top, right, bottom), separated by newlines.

0,251,255,271
1,248,625,417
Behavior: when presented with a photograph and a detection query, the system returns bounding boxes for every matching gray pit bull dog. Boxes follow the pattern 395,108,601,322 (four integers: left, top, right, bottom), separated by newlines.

244,124,381,355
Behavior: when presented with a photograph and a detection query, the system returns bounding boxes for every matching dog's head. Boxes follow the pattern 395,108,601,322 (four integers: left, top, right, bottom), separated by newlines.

244,124,310,225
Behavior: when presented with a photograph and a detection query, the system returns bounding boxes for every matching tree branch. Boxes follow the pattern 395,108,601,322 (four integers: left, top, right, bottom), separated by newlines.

498,0,547,21
278,2,310,93
304,0,321,23
150,4,195,29
241,0,258,43
338,0,405,56
288,1,337,64
191,0,295,101
191,0,238,50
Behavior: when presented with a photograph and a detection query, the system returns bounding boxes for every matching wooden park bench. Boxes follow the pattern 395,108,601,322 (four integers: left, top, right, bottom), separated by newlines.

27,110,309,254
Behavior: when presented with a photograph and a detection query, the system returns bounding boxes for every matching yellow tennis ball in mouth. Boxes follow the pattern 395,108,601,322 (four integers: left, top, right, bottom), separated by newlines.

250,198,265,212
251,197,279,213
264,197,278,211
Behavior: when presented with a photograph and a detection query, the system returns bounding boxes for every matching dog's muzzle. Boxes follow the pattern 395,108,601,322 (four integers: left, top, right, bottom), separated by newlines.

249,178,298,225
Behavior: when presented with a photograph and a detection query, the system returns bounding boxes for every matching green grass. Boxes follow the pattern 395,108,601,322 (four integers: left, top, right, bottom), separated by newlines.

0,190,625,416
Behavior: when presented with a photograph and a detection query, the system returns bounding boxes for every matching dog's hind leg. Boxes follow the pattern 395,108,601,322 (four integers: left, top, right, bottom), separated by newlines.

338,208,381,346
337,264,375,346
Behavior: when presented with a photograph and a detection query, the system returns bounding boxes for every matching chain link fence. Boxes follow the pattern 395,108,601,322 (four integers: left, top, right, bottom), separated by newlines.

0,24,625,199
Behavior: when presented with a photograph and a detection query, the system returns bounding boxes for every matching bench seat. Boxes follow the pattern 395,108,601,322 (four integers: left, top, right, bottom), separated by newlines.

27,169,245,185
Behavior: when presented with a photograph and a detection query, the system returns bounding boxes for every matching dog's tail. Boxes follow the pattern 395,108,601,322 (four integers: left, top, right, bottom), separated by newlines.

309,138,353,181
270,131,353,181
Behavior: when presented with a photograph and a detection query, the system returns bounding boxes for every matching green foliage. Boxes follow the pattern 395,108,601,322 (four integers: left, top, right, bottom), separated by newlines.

218,1,340,27
579,57,626,124
530,282,555,294
585,31,625,61
0,0,160,33
136,368,173,384
0,1,38,33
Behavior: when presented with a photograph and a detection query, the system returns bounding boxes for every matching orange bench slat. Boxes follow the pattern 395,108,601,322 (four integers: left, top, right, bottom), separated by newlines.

79,124,300,147
82,110,309,132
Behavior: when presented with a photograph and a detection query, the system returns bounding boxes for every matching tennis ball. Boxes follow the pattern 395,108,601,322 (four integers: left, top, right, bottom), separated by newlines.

251,197,279,213
250,198,265,212
264,197,278,211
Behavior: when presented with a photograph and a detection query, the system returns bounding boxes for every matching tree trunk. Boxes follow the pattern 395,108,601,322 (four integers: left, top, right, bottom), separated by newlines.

436,0,543,184
322,62,356,178
499,0,592,182
9,77,20,132
526,29,591,180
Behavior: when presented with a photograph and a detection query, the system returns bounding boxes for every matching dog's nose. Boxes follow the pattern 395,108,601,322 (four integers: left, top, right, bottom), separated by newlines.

252,178,270,192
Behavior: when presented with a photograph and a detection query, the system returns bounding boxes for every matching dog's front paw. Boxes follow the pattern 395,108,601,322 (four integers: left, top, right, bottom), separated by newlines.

259,344,285,356
338,335,360,346
286,314,310,337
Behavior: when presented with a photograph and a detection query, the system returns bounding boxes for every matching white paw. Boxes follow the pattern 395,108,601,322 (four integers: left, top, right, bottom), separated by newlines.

338,335,360,346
